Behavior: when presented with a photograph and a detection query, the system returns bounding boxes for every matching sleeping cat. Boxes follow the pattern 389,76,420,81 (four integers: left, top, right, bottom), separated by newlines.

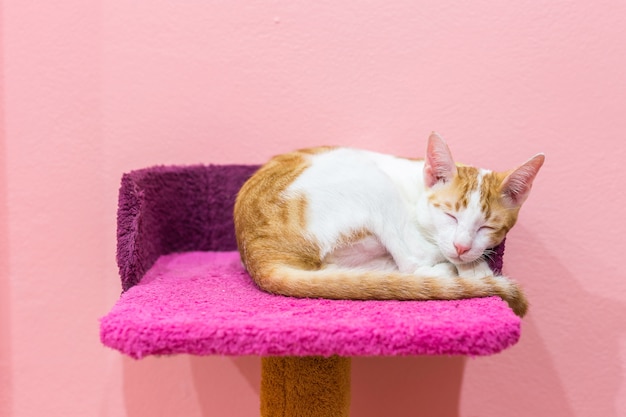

234,133,544,317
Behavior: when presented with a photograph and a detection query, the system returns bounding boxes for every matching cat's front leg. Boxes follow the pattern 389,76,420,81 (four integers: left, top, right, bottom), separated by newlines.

396,255,457,278
390,242,457,278
384,224,446,273
394,253,443,274
392,247,457,278
456,259,493,279
414,262,458,278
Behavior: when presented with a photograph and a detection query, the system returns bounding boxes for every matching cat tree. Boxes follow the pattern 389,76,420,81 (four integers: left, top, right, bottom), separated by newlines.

100,164,522,417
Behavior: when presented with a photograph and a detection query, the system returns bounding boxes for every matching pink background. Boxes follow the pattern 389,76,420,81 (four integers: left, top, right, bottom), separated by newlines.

2,1,625,416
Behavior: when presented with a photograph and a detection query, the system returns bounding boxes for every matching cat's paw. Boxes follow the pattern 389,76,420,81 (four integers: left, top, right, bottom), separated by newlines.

456,260,493,279
414,262,457,278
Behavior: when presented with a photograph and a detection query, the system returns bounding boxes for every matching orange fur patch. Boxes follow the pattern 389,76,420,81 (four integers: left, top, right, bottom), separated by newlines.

234,149,336,291
428,166,480,212
479,171,521,243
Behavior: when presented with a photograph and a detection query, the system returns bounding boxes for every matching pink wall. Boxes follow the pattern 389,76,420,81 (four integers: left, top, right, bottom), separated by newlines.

2,1,625,416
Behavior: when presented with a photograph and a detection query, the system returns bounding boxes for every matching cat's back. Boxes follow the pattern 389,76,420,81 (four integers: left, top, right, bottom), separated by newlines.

235,146,424,224
286,147,425,204
235,145,423,228
299,146,419,171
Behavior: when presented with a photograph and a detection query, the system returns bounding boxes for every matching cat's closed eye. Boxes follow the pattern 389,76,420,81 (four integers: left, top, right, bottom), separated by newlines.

445,213,457,222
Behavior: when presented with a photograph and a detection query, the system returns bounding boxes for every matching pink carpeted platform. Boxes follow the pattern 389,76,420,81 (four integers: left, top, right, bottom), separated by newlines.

101,251,520,359
100,164,522,360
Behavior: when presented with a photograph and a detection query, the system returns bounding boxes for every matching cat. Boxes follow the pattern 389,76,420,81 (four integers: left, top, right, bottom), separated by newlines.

233,133,544,317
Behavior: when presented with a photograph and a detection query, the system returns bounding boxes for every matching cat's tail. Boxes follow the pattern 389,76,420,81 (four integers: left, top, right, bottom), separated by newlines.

253,265,528,317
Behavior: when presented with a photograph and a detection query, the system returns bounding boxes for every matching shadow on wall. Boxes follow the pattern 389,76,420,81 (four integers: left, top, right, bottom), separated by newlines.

459,225,626,417
351,356,466,417
191,355,261,415
459,314,577,417
122,355,261,417
518,240,626,417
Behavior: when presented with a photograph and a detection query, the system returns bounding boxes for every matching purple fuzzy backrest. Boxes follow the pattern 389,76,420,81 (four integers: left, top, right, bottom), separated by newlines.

117,165,260,290
116,164,504,291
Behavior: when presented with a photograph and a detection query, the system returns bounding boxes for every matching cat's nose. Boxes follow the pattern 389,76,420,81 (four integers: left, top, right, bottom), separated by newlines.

454,243,471,256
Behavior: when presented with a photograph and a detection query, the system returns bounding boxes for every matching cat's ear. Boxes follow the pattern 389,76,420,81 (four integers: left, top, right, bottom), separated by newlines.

500,153,545,207
424,132,457,187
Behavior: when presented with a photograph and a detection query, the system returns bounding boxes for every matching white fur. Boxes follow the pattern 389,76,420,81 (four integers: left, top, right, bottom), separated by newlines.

285,148,494,277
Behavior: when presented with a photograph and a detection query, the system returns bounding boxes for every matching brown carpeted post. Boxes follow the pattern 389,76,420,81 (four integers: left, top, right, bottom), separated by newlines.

260,356,352,417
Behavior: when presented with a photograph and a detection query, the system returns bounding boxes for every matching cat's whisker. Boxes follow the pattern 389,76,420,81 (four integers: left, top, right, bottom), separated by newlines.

480,249,497,264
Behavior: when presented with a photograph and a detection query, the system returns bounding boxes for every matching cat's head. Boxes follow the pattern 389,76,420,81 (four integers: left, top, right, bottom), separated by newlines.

423,132,544,266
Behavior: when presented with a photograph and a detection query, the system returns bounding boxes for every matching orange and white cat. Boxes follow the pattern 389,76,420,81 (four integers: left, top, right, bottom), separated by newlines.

234,133,544,317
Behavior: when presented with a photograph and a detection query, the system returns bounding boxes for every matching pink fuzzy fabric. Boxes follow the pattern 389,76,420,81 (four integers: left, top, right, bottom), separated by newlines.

101,251,520,359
